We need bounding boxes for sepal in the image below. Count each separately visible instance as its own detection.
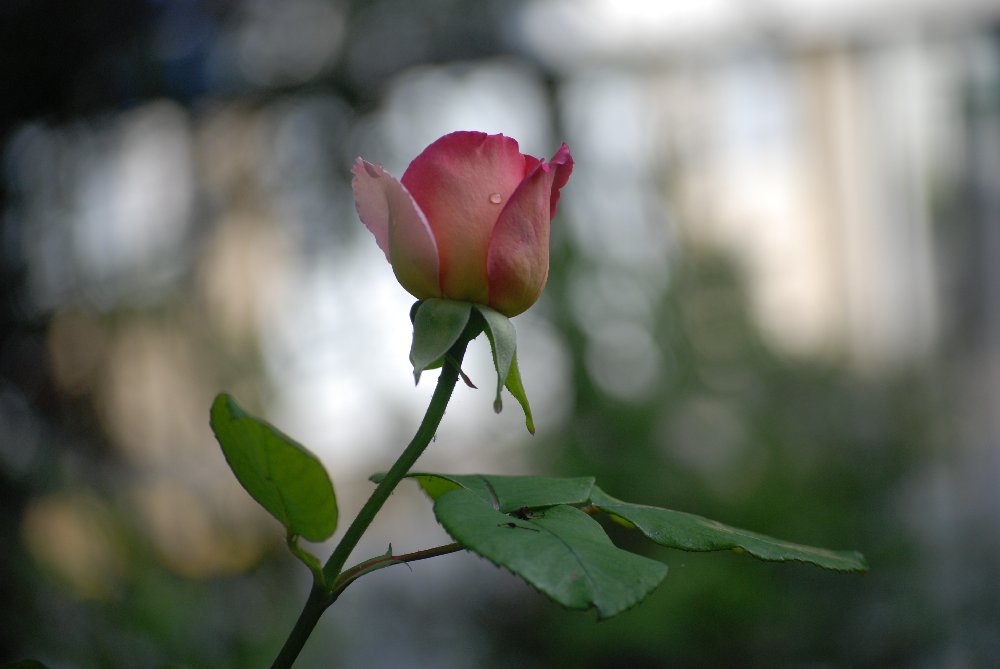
[473,304,535,434]
[409,299,473,383]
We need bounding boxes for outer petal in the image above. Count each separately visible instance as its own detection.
[352,158,441,299]
[352,158,390,259]
[546,143,574,219]
[401,132,531,304]
[486,145,574,317]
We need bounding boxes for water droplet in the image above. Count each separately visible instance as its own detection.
[489,192,503,204]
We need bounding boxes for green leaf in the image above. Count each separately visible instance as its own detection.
[590,487,867,572]
[210,393,338,542]
[409,299,472,384]
[1,661,52,669]
[398,473,595,512]
[473,304,516,412]
[434,489,667,618]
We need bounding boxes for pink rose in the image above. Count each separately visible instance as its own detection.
[352,131,573,317]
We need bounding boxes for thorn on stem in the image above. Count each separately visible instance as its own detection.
[458,367,477,389]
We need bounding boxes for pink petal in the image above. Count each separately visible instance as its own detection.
[486,144,574,317]
[546,143,574,219]
[401,132,532,304]
[352,158,390,259]
[352,158,441,299]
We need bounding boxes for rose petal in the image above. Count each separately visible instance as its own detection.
[352,158,391,259]
[352,158,440,299]
[546,143,574,219]
[401,131,531,304]
[486,144,573,316]
[484,172,550,316]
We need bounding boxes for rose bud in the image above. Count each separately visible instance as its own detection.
[352,131,573,317]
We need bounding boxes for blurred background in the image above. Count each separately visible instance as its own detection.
[2,0,1000,667]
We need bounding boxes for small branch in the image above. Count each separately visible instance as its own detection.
[332,542,464,597]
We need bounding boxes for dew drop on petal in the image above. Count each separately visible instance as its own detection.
[489,192,503,204]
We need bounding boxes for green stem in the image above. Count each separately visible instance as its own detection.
[271,586,332,669]
[269,337,470,669]
[323,336,469,581]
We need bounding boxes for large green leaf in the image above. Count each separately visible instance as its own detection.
[210,393,337,542]
[390,472,595,512]
[434,488,667,618]
[590,487,867,572]
[409,299,472,383]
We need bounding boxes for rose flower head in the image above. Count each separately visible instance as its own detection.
[352,131,573,317]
